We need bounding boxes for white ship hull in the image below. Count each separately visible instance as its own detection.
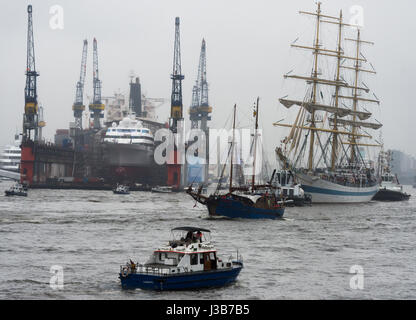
[296,173,378,203]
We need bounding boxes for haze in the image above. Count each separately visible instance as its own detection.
[0,0,415,161]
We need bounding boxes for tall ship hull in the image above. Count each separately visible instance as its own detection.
[296,173,378,203]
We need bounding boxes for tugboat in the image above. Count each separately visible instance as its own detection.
[5,183,28,197]
[119,227,243,290]
[373,150,410,201]
[373,173,410,201]
[187,103,285,219]
[272,169,312,206]
[113,184,130,195]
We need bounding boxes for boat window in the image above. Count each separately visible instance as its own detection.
[190,254,198,265]
[209,252,215,260]
[159,252,165,261]
[199,254,204,265]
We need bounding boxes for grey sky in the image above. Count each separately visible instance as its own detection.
[1,0,415,161]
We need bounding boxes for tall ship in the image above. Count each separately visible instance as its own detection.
[274,3,381,203]
[0,134,21,173]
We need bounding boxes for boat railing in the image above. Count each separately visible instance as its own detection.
[120,263,193,277]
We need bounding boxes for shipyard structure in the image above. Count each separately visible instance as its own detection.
[19,7,211,190]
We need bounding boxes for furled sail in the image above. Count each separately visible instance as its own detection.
[329,117,382,129]
[279,99,351,117]
[349,110,372,121]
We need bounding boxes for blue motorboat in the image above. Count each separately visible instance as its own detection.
[119,227,243,290]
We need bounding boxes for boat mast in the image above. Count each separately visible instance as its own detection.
[308,2,322,171]
[330,10,344,170]
[252,97,259,191]
[350,29,361,164]
[229,104,237,193]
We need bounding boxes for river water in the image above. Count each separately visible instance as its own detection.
[0,180,415,300]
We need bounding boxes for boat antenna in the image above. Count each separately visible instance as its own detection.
[229,104,237,193]
[251,97,259,192]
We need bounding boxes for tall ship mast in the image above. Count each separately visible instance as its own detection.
[274,3,382,203]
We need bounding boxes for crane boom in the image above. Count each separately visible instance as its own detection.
[73,40,88,129]
[189,39,212,131]
[23,4,40,142]
[170,17,184,132]
[89,38,104,129]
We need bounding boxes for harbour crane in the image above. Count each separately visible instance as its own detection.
[23,5,40,142]
[189,39,212,185]
[169,17,184,133]
[73,40,88,130]
[89,38,105,130]
[189,39,212,131]
[167,17,185,189]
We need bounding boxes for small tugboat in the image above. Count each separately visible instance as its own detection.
[373,150,410,201]
[373,173,410,201]
[119,227,243,290]
[187,103,285,219]
[151,186,173,193]
[5,183,28,197]
[272,169,312,206]
[113,184,130,195]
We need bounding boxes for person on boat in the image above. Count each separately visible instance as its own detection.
[195,231,203,243]
[129,259,136,272]
[185,231,193,241]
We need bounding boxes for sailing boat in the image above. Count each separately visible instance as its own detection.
[187,102,285,219]
[274,3,381,203]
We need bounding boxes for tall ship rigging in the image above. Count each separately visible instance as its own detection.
[274,3,382,203]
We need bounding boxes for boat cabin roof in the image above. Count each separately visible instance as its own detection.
[171,227,211,233]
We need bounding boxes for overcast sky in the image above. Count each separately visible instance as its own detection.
[0,0,415,161]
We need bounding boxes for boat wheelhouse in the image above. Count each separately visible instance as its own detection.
[119,227,243,290]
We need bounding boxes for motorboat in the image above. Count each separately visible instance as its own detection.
[119,227,243,290]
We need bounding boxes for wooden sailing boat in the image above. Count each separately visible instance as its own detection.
[274,3,381,203]
[187,102,285,219]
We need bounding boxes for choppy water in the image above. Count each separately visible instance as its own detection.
[0,180,415,299]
